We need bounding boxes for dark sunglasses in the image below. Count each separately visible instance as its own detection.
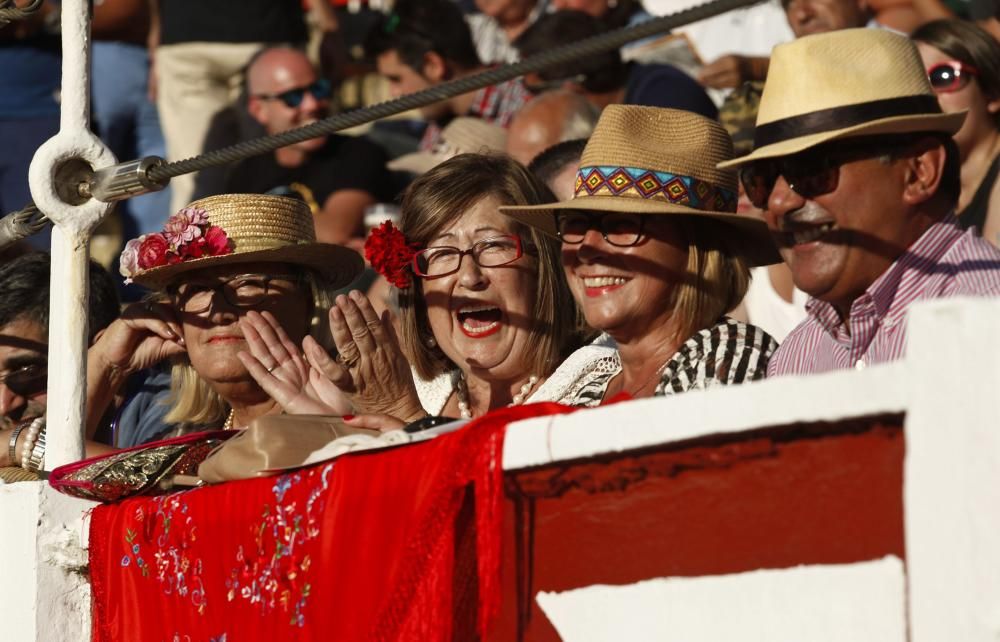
[739,141,908,210]
[0,363,47,397]
[254,78,332,108]
[926,61,978,94]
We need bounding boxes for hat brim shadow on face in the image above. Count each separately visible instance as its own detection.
[130,243,364,291]
[500,196,782,268]
[718,110,967,169]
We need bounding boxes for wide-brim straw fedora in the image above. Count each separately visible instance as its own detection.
[388,117,508,175]
[719,28,966,169]
[501,105,781,267]
[126,194,363,290]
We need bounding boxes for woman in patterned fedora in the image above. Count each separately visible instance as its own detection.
[502,105,781,404]
[85,193,362,446]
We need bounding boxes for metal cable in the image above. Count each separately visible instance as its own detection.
[0,0,45,25]
[3,0,761,240]
[148,0,762,183]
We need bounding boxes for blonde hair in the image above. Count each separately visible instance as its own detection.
[397,153,586,381]
[163,267,334,427]
[671,219,751,340]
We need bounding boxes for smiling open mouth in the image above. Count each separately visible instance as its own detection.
[776,222,837,247]
[457,305,502,337]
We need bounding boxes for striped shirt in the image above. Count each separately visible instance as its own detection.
[566,318,777,407]
[418,77,532,151]
[769,220,1000,376]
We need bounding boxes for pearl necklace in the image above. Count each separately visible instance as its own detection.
[456,373,539,419]
[223,409,236,430]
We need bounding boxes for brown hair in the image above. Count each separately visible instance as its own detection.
[912,19,1000,128]
[671,219,751,341]
[397,153,586,381]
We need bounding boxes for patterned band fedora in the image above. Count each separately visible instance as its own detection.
[120,193,363,290]
[500,104,781,266]
[718,28,966,169]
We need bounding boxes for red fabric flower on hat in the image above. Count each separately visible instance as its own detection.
[119,210,234,282]
[365,221,418,289]
[137,234,170,270]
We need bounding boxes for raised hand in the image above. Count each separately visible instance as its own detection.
[308,290,425,422]
[237,310,353,416]
[90,300,186,377]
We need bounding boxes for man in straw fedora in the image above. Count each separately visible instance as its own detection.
[502,105,782,404]
[722,28,1000,376]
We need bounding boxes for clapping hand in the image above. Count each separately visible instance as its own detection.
[237,310,354,417]
[90,300,187,378]
[305,290,426,422]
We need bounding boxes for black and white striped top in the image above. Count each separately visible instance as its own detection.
[565,318,778,407]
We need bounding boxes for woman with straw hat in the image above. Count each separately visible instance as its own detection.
[85,193,362,444]
[501,105,781,403]
[240,153,609,425]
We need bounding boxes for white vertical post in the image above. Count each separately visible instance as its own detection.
[905,298,1000,641]
[28,0,116,469]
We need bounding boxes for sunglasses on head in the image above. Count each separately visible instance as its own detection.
[739,140,910,210]
[254,78,332,108]
[926,61,978,94]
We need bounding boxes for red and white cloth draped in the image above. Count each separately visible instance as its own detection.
[88,403,577,642]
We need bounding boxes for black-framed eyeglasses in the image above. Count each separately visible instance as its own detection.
[739,140,911,210]
[168,273,300,314]
[254,78,332,108]
[554,211,645,247]
[0,363,47,397]
[412,234,526,279]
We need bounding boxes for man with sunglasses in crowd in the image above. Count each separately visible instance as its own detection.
[227,46,390,249]
[0,253,119,467]
[722,28,1000,375]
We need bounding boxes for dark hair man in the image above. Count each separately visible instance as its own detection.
[0,253,119,431]
[364,0,532,151]
[723,29,1000,375]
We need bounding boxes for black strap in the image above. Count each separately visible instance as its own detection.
[753,96,943,149]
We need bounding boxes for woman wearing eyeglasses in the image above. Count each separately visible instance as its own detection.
[914,20,1000,246]
[502,105,781,404]
[241,153,604,425]
[83,193,361,447]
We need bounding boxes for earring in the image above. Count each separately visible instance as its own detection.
[426,336,437,348]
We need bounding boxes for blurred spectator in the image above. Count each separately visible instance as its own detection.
[364,0,532,151]
[0,1,60,249]
[506,89,599,165]
[151,0,307,212]
[0,252,119,432]
[516,11,717,118]
[388,117,507,175]
[527,137,588,201]
[697,0,954,90]
[466,0,550,64]
[227,47,390,246]
[91,0,171,241]
[914,20,1000,246]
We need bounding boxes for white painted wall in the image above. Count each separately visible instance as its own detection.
[0,482,94,641]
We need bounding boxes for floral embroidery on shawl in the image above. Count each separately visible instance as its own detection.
[225,463,334,627]
[121,494,207,614]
